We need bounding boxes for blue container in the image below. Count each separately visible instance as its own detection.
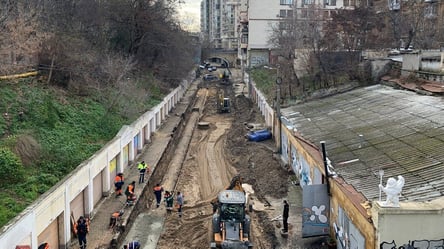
[247,129,272,142]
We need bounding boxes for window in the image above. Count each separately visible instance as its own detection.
[279,9,294,18]
[325,0,336,6]
[279,22,290,30]
[425,4,437,18]
[241,34,248,44]
[303,0,314,5]
[301,8,307,18]
[280,0,294,5]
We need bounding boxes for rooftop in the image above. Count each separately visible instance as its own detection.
[281,84,444,203]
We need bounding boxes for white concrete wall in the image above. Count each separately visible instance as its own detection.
[248,21,276,49]
[373,199,444,247]
[248,0,284,49]
[0,74,193,249]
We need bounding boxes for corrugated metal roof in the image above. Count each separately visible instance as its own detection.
[282,84,444,202]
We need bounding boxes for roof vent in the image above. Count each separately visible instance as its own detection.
[358,134,364,148]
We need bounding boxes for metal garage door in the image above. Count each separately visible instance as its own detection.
[93,171,103,207]
[109,157,117,188]
[123,144,129,167]
[70,191,85,219]
[134,134,139,155]
[37,217,59,249]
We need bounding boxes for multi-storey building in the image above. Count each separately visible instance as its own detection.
[212,0,362,69]
[201,0,243,49]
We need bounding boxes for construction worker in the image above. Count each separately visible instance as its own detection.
[153,183,164,208]
[125,181,136,201]
[77,216,89,249]
[38,243,49,249]
[114,173,124,197]
[164,191,174,211]
[282,200,289,233]
[176,191,184,217]
[137,161,148,184]
[109,210,124,229]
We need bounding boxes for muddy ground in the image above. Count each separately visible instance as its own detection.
[154,69,291,249]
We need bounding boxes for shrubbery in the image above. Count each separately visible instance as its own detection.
[0,78,162,227]
[0,147,25,187]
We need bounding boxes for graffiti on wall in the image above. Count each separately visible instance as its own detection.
[290,145,312,187]
[380,239,444,249]
[250,56,267,67]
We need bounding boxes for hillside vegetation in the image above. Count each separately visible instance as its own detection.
[0,0,196,228]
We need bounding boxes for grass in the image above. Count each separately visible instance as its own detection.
[0,77,163,227]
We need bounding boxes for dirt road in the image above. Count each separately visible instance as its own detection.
[153,69,290,249]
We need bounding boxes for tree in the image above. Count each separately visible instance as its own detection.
[386,1,443,49]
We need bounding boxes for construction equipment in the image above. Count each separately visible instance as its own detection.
[217,89,230,113]
[210,176,253,249]
[220,69,230,85]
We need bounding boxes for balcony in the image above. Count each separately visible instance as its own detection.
[239,11,248,24]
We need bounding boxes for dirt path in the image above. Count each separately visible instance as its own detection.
[155,69,290,249]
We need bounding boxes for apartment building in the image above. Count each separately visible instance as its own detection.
[201,0,361,69]
[201,0,244,49]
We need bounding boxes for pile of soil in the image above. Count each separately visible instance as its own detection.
[156,70,290,249]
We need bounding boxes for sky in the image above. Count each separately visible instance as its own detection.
[177,0,201,32]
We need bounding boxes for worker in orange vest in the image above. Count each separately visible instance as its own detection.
[109,210,124,229]
[153,183,164,208]
[125,181,136,199]
[114,173,124,197]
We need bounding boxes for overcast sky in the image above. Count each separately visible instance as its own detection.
[178,0,201,32]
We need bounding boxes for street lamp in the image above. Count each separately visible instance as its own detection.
[276,76,282,154]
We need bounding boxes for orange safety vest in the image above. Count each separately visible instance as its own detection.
[114,175,124,183]
[38,242,49,249]
[153,186,162,192]
[128,184,134,194]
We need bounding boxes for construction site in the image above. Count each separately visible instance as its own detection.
[83,68,325,249]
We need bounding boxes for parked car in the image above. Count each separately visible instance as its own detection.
[203,74,219,81]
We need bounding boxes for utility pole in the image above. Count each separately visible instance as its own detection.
[276,76,282,154]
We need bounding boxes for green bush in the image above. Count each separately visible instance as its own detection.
[0,147,25,187]
[0,194,27,226]
[0,77,164,228]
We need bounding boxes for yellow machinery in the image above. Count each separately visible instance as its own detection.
[210,176,253,249]
[217,89,230,113]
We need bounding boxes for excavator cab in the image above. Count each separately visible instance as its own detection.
[220,203,244,221]
[211,189,252,249]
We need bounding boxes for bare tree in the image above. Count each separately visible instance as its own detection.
[0,1,46,74]
[386,1,442,49]
[269,3,331,96]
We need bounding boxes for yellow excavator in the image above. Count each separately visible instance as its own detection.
[217,88,230,113]
[210,176,253,249]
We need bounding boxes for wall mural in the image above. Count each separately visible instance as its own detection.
[290,144,312,187]
[380,239,444,249]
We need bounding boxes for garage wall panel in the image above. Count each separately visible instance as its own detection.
[109,157,117,188]
[37,218,58,249]
[70,191,85,219]
[93,172,103,207]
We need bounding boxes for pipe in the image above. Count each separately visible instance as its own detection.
[321,141,331,196]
